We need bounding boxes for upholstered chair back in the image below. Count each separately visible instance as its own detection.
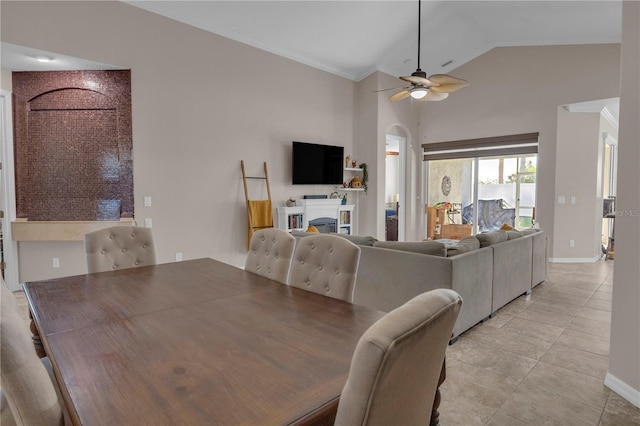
[245,228,296,284]
[335,288,462,426]
[0,280,64,426]
[85,226,156,273]
[289,234,361,302]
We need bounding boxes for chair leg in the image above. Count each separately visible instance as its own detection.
[430,358,446,426]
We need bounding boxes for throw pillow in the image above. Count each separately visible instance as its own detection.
[291,230,316,238]
[373,241,446,257]
[476,230,509,248]
[331,233,378,246]
[306,225,319,233]
[506,230,523,240]
[500,223,514,231]
[446,236,481,257]
[520,228,540,236]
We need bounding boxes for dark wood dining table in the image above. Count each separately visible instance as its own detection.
[24,258,386,425]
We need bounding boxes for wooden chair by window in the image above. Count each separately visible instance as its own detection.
[245,228,296,284]
[1,280,68,426]
[288,234,360,302]
[335,288,462,426]
[84,226,156,273]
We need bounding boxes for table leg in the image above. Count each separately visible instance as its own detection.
[430,358,446,426]
[29,309,46,358]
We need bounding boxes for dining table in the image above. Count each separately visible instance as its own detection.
[24,257,388,425]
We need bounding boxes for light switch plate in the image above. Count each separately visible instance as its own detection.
[145,218,152,228]
[144,196,152,207]
[558,196,566,204]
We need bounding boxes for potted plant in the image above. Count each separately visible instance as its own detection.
[359,163,369,193]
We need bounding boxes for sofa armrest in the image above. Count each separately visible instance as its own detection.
[491,236,533,312]
[353,246,452,313]
[449,247,493,338]
[353,245,494,339]
[531,231,548,287]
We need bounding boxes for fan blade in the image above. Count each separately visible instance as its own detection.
[374,86,410,93]
[399,75,435,87]
[416,91,449,102]
[389,90,410,102]
[428,74,469,93]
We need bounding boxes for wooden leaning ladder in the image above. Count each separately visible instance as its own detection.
[241,161,274,250]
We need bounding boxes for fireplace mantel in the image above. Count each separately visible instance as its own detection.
[276,199,355,235]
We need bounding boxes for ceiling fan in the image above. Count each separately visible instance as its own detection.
[380,0,469,102]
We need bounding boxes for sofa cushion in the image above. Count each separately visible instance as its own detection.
[506,230,523,240]
[373,241,446,257]
[331,233,378,246]
[476,230,509,247]
[446,236,481,257]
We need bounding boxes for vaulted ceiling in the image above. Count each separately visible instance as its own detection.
[2,1,622,83]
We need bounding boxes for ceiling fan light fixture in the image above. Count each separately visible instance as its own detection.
[410,88,428,99]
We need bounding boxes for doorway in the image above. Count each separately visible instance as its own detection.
[385,134,406,241]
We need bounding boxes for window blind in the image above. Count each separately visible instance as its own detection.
[422,132,539,161]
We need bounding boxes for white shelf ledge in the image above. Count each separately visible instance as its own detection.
[337,188,364,192]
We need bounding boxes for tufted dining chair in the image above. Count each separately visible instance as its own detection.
[288,234,361,302]
[245,228,296,284]
[0,280,67,426]
[84,226,156,273]
[334,288,462,426]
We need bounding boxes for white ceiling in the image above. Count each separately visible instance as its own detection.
[124,0,623,81]
[1,1,622,81]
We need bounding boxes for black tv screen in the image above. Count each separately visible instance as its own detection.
[292,142,344,185]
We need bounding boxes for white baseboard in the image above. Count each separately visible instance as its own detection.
[605,372,640,408]
[549,255,602,264]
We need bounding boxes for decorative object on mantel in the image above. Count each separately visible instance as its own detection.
[351,160,357,168]
[345,155,351,169]
[330,191,339,199]
[359,163,369,193]
[341,194,348,205]
[375,0,468,102]
[286,198,296,207]
[350,176,363,188]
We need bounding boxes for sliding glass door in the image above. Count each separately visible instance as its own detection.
[426,154,537,237]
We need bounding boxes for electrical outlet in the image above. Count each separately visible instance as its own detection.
[558,196,566,204]
[53,258,60,268]
[145,218,152,228]
[569,240,575,248]
[175,252,183,261]
[570,196,576,204]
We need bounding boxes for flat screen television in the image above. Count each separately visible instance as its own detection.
[292,141,344,185]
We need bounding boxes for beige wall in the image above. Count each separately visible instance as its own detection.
[553,109,602,261]
[2,1,355,279]
[420,44,621,258]
[352,71,419,241]
[1,68,12,91]
[608,0,640,406]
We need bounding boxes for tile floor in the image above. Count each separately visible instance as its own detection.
[11,261,640,425]
[440,260,640,425]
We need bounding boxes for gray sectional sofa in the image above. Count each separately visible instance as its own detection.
[292,228,547,341]
[351,229,547,340]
